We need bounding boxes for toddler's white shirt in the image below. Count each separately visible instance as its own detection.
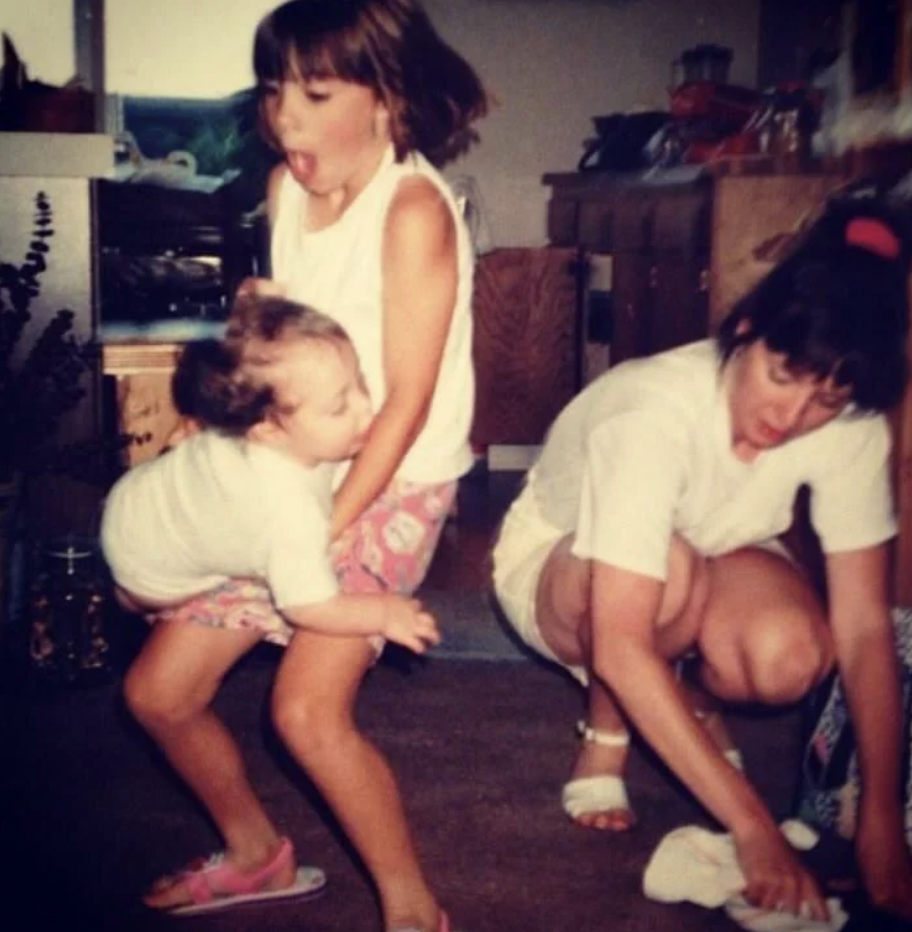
[101,431,338,607]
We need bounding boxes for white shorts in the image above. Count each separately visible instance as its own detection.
[492,483,588,686]
[492,482,799,689]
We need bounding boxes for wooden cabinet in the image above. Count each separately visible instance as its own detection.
[543,168,912,604]
[545,172,711,366]
[470,247,580,447]
[708,174,845,328]
[102,343,182,468]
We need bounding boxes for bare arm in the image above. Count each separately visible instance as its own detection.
[589,560,827,918]
[330,177,458,539]
[281,592,440,655]
[826,545,912,921]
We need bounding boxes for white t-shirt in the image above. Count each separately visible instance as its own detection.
[100,431,338,608]
[270,145,475,484]
[526,339,896,581]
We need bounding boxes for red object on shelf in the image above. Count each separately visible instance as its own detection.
[670,81,760,128]
[685,130,761,164]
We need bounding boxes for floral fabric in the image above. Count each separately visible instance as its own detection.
[152,478,456,646]
[798,607,912,846]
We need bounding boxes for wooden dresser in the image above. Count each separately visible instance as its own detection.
[543,166,912,604]
[103,342,183,468]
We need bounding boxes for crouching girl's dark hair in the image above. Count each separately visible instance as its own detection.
[717,199,911,412]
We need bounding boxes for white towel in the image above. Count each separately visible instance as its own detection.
[643,820,848,932]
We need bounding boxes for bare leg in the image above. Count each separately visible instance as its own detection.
[697,548,833,705]
[123,618,294,909]
[535,534,712,830]
[676,655,741,765]
[272,632,440,932]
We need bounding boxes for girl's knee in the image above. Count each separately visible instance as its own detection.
[742,615,833,703]
[123,661,212,729]
[123,666,177,728]
[271,690,309,742]
[271,689,351,759]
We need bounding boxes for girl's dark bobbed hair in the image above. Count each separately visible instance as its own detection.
[717,197,912,412]
[253,0,488,165]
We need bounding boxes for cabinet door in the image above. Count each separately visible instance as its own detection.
[608,251,653,366]
[650,186,710,354]
[651,257,709,354]
[102,344,182,467]
[709,175,844,329]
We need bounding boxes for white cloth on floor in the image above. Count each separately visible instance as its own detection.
[643,820,849,932]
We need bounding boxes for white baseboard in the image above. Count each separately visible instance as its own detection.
[487,444,541,472]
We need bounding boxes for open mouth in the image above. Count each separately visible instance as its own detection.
[758,422,786,445]
[286,150,316,186]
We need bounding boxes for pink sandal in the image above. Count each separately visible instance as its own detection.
[394,911,452,932]
[158,837,326,916]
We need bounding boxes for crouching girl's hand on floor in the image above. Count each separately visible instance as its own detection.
[734,820,828,921]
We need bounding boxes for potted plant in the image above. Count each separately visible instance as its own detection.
[0,191,95,486]
[0,190,129,643]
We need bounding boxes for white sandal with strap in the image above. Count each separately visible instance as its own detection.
[561,720,633,823]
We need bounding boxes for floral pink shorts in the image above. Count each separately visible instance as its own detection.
[153,478,456,647]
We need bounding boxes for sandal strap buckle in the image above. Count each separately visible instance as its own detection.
[576,719,630,748]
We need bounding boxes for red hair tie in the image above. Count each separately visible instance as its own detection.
[845,217,901,259]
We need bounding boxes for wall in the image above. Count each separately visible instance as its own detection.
[1,0,760,246]
[0,0,75,85]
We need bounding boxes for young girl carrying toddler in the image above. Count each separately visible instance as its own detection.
[123,3,488,931]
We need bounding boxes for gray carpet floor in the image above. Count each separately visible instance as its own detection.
[1,596,893,932]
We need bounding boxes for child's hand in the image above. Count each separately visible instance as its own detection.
[382,595,441,654]
[235,277,286,300]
